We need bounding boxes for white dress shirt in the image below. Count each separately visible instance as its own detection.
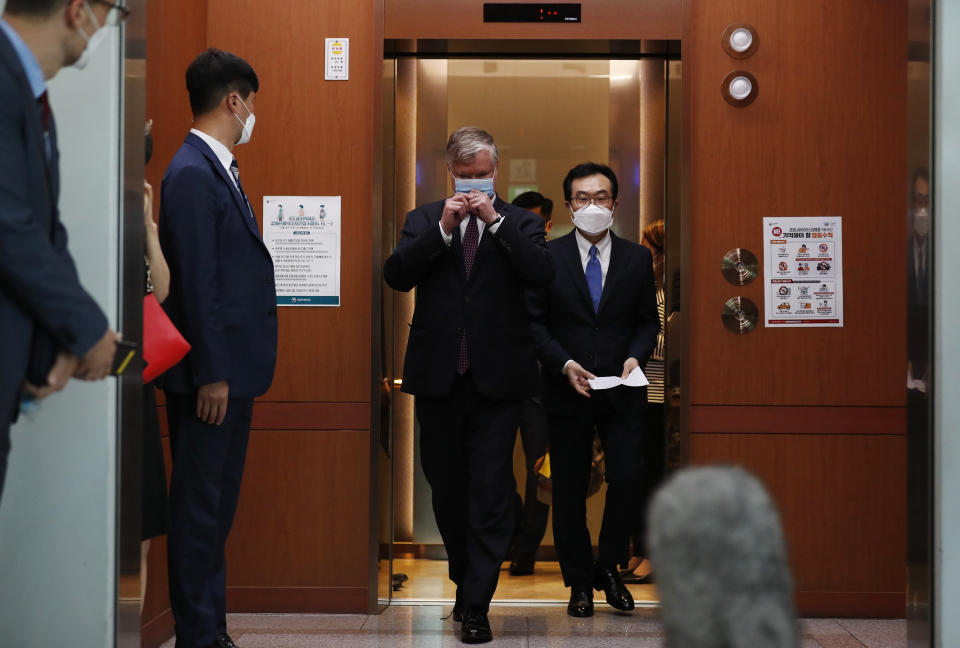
[439,194,504,244]
[562,229,614,375]
[190,128,239,190]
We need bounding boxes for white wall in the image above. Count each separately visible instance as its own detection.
[935,0,960,645]
[0,10,122,647]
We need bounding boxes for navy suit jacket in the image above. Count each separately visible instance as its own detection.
[0,27,108,421]
[383,197,555,399]
[158,134,277,398]
[528,231,660,414]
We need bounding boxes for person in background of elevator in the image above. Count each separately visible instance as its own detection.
[620,218,666,585]
[512,190,554,238]
[505,190,555,577]
[528,162,659,618]
[159,49,277,648]
[0,0,125,502]
[384,127,554,644]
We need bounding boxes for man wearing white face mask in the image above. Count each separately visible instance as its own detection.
[0,0,127,500]
[159,48,277,648]
[527,162,660,618]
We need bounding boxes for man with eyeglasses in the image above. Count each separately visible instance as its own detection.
[0,0,127,500]
[528,162,660,617]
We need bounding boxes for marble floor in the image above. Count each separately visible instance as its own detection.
[158,607,906,647]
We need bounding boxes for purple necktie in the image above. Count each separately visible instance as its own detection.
[457,215,480,375]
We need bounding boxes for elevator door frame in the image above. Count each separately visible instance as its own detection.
[376,39,688,608]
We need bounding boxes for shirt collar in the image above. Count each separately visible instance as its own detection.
[574,228,612,261]
[0,19,47,100]
[190,128,235,172]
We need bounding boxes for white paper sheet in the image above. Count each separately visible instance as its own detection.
[587,367,649,390]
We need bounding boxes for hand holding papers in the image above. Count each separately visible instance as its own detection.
[588,366,649,390]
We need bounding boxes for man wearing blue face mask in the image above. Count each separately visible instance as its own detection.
[159,48,276,648]
[527,162,660,618]
[384,127,554,644]
[0,0,127,501]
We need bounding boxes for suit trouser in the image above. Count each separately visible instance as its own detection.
[629,401,664,557]
[548,391,645,588]
[166,392,253,648]
[511,397,550,559]
[416,372,521,611]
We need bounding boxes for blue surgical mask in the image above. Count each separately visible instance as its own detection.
[454,177,495,198]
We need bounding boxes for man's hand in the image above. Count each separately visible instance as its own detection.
[75,329,121,381]
[24,352,80,399]
[466,190,498,224]
[197,380,229,426]
[565,361,596,398]
[621,357,640,380]
[441,194,470,235]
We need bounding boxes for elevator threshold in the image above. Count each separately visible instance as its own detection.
[391,598,660,608]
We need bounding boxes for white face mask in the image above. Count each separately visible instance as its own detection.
[572,204,614,236]
[914,207,930,237]
[73,3,108,70]
[233,97,256,146]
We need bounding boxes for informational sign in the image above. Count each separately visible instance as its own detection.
[325,38,349,81]
[763,217,843,327]
[263,196,341,307]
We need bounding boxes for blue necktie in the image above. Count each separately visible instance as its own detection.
[586,245,602,312]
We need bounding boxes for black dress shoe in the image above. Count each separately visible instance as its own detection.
[452,600,464,623]
[594,565,635,611]
[461,610,493,644]
[509,555,535,576]
[567,586,594,617]
[215,632,240,648]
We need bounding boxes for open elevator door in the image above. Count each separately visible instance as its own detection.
[377,40,683,607]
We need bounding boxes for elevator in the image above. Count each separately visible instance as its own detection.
[375,40,683,607]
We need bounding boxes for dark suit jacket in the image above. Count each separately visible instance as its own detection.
[528,231,660,414]
[383,197,555,399]
[158,134,277,398]
[907,237,929,373]
[0,27,108,420]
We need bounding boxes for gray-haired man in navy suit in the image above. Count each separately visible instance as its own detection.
[0,0,126,501]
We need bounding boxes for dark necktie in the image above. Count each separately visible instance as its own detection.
[586,245,602,312]
[457,214,480,375]
[229,158,256,222]
[38,91,51,131]
[38,91,52,160]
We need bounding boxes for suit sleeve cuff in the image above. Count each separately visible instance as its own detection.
[489,213,505,234]
[562,359,573,375]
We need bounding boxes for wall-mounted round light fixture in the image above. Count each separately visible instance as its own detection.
[722,23,759,59]
[722,70,758,107]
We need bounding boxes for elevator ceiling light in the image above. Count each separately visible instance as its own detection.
[722,23,759,59]
[721,70,758,107]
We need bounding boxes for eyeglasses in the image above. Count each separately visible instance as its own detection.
[569,194,613,209]
[90,0,131,26]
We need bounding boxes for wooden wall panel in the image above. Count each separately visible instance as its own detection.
[386,0,682,40]
[204,0,378,404]
[226,430,371,586]
[145,0,382,631]
[686,0,907,407]
[691,433,906,615]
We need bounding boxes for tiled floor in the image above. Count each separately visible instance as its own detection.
[158,606,906,647]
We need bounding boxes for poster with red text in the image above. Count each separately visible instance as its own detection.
[763,217,843,328]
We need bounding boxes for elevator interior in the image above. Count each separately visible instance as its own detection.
[376,41,683,606]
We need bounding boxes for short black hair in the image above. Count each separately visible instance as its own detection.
[185,48,259,117]
[512,191,554,221]
[562,162,619,203]
[3,0,68,16]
